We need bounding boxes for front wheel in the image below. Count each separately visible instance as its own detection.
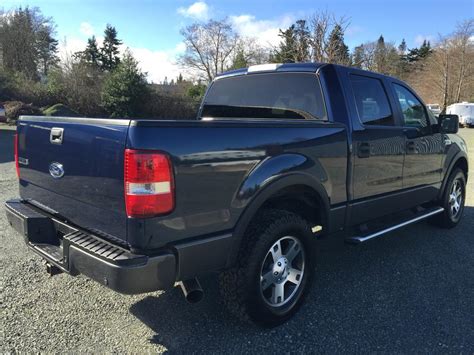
[219,209,316,326]
[435,168,466,228]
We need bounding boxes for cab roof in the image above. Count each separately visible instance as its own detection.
[216,62,326,80]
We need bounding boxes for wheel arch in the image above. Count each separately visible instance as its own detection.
[226,175,330,268]
[439,153,469,200]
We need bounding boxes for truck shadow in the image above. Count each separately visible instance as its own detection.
[130,206,474,352]
[0,128,15,163]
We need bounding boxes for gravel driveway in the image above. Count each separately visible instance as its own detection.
[1,124,473,353]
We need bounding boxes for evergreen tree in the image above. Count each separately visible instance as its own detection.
[100,24,122,71]
[273,25,297,63]
[294,20,310,62]
[101,49,149,117]
[0,7,58,79]
[229,49,248,69]
[352,45,364,68]
[374,35,387,73]
[398,38,407,55]
[326,24,350,65]
[84,36,101,67]
[418,40,432,58]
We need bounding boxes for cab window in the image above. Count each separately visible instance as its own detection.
[349,75,394,126]
[393,84,429,128]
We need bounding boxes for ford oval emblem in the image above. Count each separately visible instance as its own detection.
[49,162,65,179]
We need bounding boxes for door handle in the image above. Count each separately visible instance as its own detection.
[358,142,371,158]
[406,140,417,154]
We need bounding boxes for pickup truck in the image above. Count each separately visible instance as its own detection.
[5,63,469,326]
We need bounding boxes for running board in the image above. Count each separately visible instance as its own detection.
[345,207,444,244]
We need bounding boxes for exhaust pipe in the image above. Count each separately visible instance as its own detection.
[179,278,204,303]
[45,262,62,276]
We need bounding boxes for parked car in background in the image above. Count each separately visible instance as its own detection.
[5,63,469,326]
[447,102,474,127]
[0,103,6,123]
[426,104,441,116]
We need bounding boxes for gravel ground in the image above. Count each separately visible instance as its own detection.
[1,124,473,353]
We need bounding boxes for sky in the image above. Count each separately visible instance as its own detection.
[2,0,473,82]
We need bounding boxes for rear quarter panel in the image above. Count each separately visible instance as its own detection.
[127,120,348,250]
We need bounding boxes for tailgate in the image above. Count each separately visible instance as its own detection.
[17,116,131,242]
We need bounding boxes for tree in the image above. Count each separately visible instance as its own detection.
[229,48,248,69]
[273,25,297,63]
[80,36,101,68]
[0,7,58,79]
[294,20,311,62]
[100,24,121,71]
[352,45,364,68]
[179,19,239,82]
[101,49,149,117]
[374,35,387,73]
[398,39,407,55]
[326,24,350,65]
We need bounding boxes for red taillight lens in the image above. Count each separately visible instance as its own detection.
[14,134,20,178]
[124,149,174,218]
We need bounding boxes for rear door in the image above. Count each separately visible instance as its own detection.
[347,73,405,198]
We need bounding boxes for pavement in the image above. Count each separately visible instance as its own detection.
[1,124,473,353]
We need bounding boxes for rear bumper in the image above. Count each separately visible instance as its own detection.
[4,199,176,294]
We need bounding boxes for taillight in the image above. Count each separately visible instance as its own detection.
[14,134,20,178]
[124,149,174,218]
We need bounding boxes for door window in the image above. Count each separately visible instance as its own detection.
[349,75,394,126]
[393,84,429,128]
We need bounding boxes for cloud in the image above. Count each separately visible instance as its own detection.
[128,43,186,84]
[230,14,294,48]
[79,22,95,37]
[177,1,209,20]
[414,34,435,46]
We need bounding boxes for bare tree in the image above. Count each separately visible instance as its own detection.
[410,20,474,111]
[308,12,350,63]
[179,19,239,82]
[452,19,474,103]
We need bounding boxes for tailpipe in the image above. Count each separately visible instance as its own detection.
[179,278,204,303]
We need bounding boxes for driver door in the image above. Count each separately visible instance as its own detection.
[390,83,444,192]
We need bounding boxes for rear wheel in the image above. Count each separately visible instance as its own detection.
[219,209,316,326]
[435,168,466,228]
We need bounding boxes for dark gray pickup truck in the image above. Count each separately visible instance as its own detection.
[5,63,468,326]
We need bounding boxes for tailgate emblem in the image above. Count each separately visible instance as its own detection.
[49,162,65,179]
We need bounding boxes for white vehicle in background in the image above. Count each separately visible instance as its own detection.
[427,104,441,116]
[447,102,474,127]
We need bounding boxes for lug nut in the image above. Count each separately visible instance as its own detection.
[274,271,278,276]
[277,262,281,266]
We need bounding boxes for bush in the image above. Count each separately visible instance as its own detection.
[4,101,42,122]
[42,103,80,117]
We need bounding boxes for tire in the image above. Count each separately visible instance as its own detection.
[435,168,466,228]
[219,209,316,327]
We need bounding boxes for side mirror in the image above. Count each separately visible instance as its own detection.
[438,114,459,134]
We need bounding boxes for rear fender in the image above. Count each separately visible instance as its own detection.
[227,154,330,267]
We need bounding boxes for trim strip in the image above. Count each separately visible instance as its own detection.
[19,116,131,126]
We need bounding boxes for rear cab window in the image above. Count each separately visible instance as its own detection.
[201,73,327,121]
[349,74,394,126]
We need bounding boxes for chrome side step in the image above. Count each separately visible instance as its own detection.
[345,207,444,244]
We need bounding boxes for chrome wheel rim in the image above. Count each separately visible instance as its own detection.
[260,236,305,307]
[448,179,463,218]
